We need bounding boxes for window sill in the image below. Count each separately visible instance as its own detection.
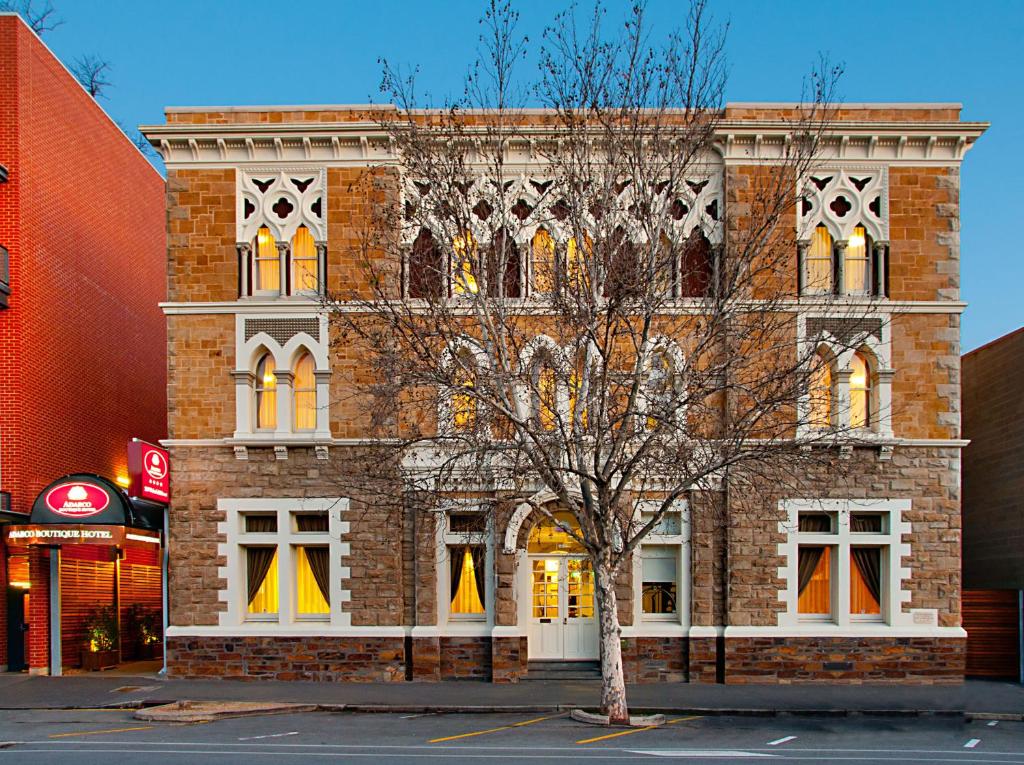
[245,614,279,623]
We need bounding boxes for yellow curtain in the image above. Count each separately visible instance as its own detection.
[797,546,831,614]
[844,225,869,294]
[566,234,592,290]
[806,226,833,293]
[850,551,881,615]
[450,548,485,614]
[296,547,330,614]
[849,352,870,428]
[256,354,277,430]
[809,354,832,428]
[293,352,316,431]
[453,231,478,295]
[247,550,279,614]
[452,361,476,430]
[532,229,556,293]
[291,226,319,292]
[255,226,280,292]
[538,365,557,431]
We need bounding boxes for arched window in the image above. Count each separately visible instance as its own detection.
[565,233,592,292]
[291,226,318,294]
[452,231,479,296]
[451,353,477,431]
[487,229,521,298]
[679,230,713,298]
[255,353,277,430]
[408,228,443,299]
[849,351,872,429]
[646,348,675,429]
[254,226,280,293]
[569,352,590,430]
[293,352,316,431]
[808,350,834,429]
[805,225,833,294]
[604,226,640,298]
[532,228,556,294]
[537,362,558,431]
[844,225,871,295]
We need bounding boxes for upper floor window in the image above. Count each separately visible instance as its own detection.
[531,228,556,295]
[254,227,280,294]
[805,225,833,295]
[291,226,319,294]
[255,352,277,430]
[293,352,316,431]
[678,230,714,298]
[808,349,835,429]
[452,353,478,431]
[408,228,444,299]
[849,351,872,430]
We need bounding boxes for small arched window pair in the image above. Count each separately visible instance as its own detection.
[254,351,317,431]
[248,225,321,296]
[804,225,882,297]
[809,349,873,430]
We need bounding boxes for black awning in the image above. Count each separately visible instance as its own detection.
[30,474,162,531]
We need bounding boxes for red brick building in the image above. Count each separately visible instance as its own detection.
[0,14,166,674]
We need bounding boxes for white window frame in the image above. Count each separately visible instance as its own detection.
[435,500,493,630]
[218,497,351,628]
[631,499,691,631]
[777,498,911,630]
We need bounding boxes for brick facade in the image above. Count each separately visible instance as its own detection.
[0,16,166,675]
[148,102,982,685]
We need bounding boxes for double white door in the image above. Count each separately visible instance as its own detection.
[528,556,599,660]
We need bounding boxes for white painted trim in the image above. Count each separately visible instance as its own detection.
[167,625,408,638]
[631,501,691,632]
[436,500,494,629]
[688,625,725,638]
[214,497,351,629]
[725,625,966,639]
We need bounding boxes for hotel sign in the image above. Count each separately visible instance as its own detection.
[5,524,126,546]
[44,482,111,519]
[128,439,170,504]
[30,474,130,527]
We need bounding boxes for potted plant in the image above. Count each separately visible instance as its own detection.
[81,606,119,670]
[124,605,162,660]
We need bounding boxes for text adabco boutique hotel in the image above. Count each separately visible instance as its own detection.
[0,14,167,675]
[144,103,984,684]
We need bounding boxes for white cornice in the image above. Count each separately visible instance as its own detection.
[141,118,987,169]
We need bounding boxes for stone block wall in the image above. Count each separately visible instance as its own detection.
[622,636,687,683]
[440,636,492,680]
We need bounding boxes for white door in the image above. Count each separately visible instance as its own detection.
[528,556,598,660]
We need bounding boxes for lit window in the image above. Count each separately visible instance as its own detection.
[255,353,277,430]
[452,356,476,431]
[845,225,870,295]
[569,357,588,429]
[254,226,280,293]
[246,546,278,615]
[849,352,871,429]
[805,225,833,294]
[566,234,592,291]
[296,546,330,616]
[642,546,678,616]
[538,364,558,431]
[449,546,485,615]
[291,226,319,293]
[850,547,881,615]
[453,231,479,295]
[646,349,675,429]
[808,351,834,429]
[293,352,316,431]
[532,228,556,294]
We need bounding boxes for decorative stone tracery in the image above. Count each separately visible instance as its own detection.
[237,168,327,244]
[798,168,888,242]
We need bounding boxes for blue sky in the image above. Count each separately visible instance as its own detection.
[35,0,1023,351]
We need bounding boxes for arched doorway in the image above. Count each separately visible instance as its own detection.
[527,512,599,660]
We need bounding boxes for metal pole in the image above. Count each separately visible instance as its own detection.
[49,547,61,677]
[1018,589,1023,685]
[160,506,169,677]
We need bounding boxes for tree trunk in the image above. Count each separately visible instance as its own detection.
[593,552,629,723]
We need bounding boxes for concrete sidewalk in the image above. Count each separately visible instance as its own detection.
[0,672,1021,718]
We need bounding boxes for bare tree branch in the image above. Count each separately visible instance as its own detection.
[0,0,62,35]
[70,53,112,98]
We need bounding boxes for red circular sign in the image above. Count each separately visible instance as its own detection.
[44,483,111,519]
[144,449,168,481]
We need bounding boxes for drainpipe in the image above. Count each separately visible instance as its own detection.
[160,505,169,677]
[49,548,61,676]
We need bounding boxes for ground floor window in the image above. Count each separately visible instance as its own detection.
[449,545,486,616]
[642,546,678,617]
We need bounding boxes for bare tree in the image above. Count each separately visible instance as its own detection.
[326,1,865,721]
[0,0,62,35]
[70,53,111,98]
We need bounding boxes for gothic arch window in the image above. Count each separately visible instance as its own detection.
[452,231,479,297]
[679,230,713,298]
[808,348,836,429]
[293,351,316,431]
[487,228,522,298]
[255,352,277,430]
[849,350,873,430]
[535,357,559,432]
[531,228,556,295]
[564,233,592,293]
[253,226,280,294]
[844,225,871,296]
[452,350,478,431]
[604,226,640,299]
[291,226,319,294]
[805,225,834,295]
[408,228,444,299]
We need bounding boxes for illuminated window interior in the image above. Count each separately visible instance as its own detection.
[797,546,831,615]
[844,225,869,295]
[566,234,592,290]
[449,546,485,615]
[296,546,330,615]
[254,226,280,292]
[538,364,558,431]
[453,231,479,295]
[528,512,585,554]
[806,225,833,293]
[293,352,316,431]
[247,547,279,615]
[808,351,833,428]
[642,548,677,615]
[850,548,881,615]
[291,225,318,293]
[532,228,556,293]
[452,356,476,430]
[255,353,277,430]
[849,351,871,429]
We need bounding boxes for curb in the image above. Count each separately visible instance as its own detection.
[135,701,317,723]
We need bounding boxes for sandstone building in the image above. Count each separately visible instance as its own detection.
[143,103,985,683]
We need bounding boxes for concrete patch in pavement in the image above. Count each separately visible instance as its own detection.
[134,700,317,723]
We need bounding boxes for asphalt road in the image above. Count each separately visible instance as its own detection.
[0,708,1021,763]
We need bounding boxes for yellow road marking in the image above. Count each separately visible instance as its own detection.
[428,713,563,743]
[576,715,700,745]
[49,726,154,739]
